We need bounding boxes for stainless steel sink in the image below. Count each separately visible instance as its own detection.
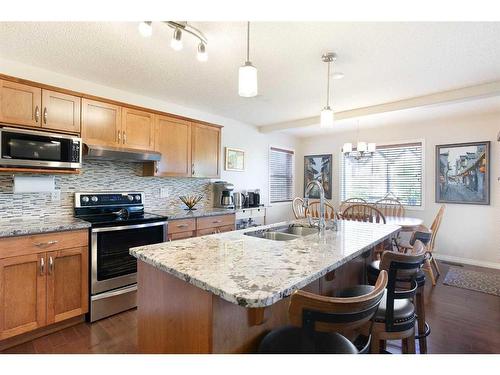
[244,224,318,241]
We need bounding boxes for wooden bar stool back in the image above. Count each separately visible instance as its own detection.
[292,197,306,219]
[305,201,337,220]
[258,271,388,354]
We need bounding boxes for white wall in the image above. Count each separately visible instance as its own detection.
[0,58,298,224]
[297,110,500,268]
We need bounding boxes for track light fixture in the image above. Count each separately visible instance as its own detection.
[138,21,208,62]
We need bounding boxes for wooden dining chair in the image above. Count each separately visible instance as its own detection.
[375,197,405,218]
[292,197,306,219]
[339,198,368,213]
[340,204,386,224]
[305,201,337,220]
[258,271,388,354]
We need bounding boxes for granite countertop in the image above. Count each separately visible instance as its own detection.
[149,207,236,220]
[0,216,91,238]
[130,219,401,308]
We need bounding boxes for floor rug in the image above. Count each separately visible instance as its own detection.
[443,267,500,297]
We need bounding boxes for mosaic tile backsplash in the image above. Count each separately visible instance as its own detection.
[0,160,212,220]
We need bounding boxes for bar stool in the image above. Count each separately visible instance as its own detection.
[258,271,388,354]
[336,246,426,354]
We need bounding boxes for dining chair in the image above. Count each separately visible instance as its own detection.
[375,197,405,218]
[336,243,426,354]
[340,204,386,224]
[258,271,388,354]
[305,201,337,220]
[292,197,306,219]
[339,197,368,213]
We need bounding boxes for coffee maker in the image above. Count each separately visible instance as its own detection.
[213,181,235,209]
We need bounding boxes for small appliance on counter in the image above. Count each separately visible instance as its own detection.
[213,181,235,209]
[244,189,261,208]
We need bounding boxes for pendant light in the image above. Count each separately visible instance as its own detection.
[320,52,336,128]
[238,22,258,97]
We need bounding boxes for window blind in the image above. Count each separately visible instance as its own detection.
[269,147,294,203]
[341,142,423,206]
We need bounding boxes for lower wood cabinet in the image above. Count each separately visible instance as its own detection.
[167,214,235,241]
[0,230,88,341]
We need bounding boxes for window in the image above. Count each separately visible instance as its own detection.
[269,147,294,203]
[341,142,423,206]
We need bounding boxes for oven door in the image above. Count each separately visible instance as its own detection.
[91,221,167,294]
[0,127,82,169]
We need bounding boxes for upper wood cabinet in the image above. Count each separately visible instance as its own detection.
[46,247,88,324]
[82,98,121,147]
[121,107,155,151]
[152,116,192,177]
[191,122,221,178]
[0,253,46,340]
[0,80,42,128]
[41,90,81,133]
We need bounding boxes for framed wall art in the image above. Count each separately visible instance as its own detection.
[304,154,332,199]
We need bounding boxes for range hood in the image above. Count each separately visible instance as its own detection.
[83,144,161,162]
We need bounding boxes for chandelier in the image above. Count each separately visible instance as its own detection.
[138,21,208,62]
[342,121,376,160]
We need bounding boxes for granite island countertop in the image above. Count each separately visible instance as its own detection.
[0,216,91,238]
[130,219,400,308]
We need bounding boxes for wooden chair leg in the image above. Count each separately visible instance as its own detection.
[406,332,416,354]
[415,291,427,354]
[431,256,441,277]
[424,259,436,286]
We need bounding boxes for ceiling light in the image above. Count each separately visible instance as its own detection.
[320,52,336,128]
[342,143,353,153]
[239,22,258,97]
[170,28,183,51]
[138,21,152,37]
[343,121,376,160]
[197,42,208,62]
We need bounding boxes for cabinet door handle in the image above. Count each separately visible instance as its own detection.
[34,240,58,247]
[176,224,189,228]
[40,257,45,276]
[43,107,48,124]
[117,130,121,143]
[155,163,159,174]
[191,163,195,176]
[123,131,127,144]
[34,105,40,123]
[49,256,54,275]
[212,220,222,224]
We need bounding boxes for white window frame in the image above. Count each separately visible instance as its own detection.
[339,139,425,211]
[268,145,295,206]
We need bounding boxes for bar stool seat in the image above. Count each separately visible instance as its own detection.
[368,260,426,287]
[258,326,359,354]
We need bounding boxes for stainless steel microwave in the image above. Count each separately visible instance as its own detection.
[0,126,82,169]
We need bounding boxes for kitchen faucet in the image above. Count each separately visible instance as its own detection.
[303,180,327,231]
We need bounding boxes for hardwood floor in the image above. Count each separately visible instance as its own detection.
[2,261,499,354]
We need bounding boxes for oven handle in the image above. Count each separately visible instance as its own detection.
[91,284,138,301]
[91,220,168,233]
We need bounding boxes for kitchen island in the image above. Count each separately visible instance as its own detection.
[130,219,400,353]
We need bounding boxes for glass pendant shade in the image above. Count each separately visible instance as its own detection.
[197,43,208,62]
[342,142,353,153]
[320,107,334,128]
[368,143,376,153]
[238,62,258,97]
[357,142,368,153]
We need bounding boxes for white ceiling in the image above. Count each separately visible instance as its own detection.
[0,22,499,132]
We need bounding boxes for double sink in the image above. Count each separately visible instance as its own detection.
[244,224,319,241]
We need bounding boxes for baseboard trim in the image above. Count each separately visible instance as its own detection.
[434,254,500,270]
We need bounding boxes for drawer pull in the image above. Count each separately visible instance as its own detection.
[40,257,45,276]
[34,240,59,247]
[212,220,222,224]
[49,256,54,275]
[176,224,189,228]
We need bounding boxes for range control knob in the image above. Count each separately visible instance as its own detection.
[134,195,141,201]
[81,196,89,203]
[127,195,134,201]
[91,196,98,203]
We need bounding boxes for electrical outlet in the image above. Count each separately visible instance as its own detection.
[160,187,170,199]
[51,189,61,201]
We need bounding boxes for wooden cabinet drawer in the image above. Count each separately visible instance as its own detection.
[168,231,196,241]
[218,225,234,233]
[0,230,88,259]
[196,214,235,230]
[196,227,219,237]
[168,219,196,235]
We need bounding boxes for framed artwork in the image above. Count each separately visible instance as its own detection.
[225,147,245,171]
[304,154,332,199]
[436,141,490,205]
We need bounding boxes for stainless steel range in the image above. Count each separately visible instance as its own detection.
[74,191,168,322]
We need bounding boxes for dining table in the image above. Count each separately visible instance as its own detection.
[385,215,424,232]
